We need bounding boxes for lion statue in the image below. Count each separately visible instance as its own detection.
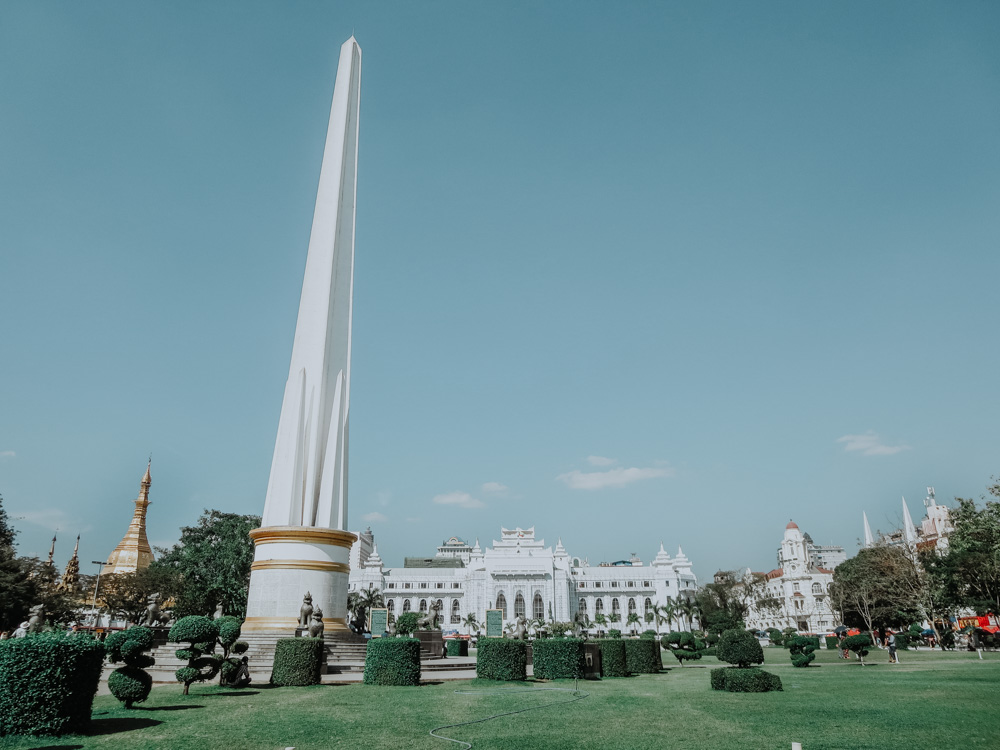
[416,600,442,631]
[298,592,313,629]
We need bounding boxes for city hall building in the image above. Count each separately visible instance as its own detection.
[348,526,698,631]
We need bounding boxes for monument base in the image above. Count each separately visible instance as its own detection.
[414,630,444,658]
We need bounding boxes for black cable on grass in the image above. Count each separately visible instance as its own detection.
[429,680,590,749]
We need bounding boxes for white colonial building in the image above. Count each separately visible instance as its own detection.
[744,521,843,634]
[348,526,698,633]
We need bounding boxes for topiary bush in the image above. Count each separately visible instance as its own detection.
[767,628,784,646]
[723,666,783,692]
[476,639,528,681]
[641,630,658,640]
[105,626,156,707]
[532,638,585,680]
[0,632,106,737]
[841,634,872,665]
[596,639,629,677]
[272,638,324,686]
[169,616,221,694]
[703,647,717,657]
[710,667,728,690]
[717,629,764,668]
[446,639,469,657]
[788,636,817,668]
[395,612,420,636]
[624,638,661,674]
[825,635,840,650]
[607,629,622,639]
[662,631,704,667]
[364,638,421,686]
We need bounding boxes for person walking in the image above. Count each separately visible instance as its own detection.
[887,631,897,663]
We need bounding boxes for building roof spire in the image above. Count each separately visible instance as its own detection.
[863,511,874,547]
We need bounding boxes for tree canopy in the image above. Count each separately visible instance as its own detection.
[830,545,921,632]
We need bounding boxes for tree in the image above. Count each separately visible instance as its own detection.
[17,557,81,627]
[594,613,608,636]
[626,612,641,635]
[662,631,704,666]
[716,628,764,669]
[98,567,182,624]
[462,613,479,636]
[841,634,872,665]
[830,545,921,633]
[0,495,36,630]
[153,510,260,618]
[696,572,752,634]
[788,635,817,667]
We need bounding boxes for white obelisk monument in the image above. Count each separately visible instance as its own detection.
[244,37,361,635]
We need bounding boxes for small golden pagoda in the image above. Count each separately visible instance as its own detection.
[105,461,155,574]
[56,534,81,592]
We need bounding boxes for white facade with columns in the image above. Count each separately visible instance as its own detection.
[349,527,698,632]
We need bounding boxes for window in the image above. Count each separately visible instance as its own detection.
[644,598,653,617]
[793,583,800,592]
[643,581,651,588]
[628,598,637,614]
[436,583,444,589]
[420,583,428,589]
[612,598,620,614]
[579,598,588,614]
[496,593,507,619]
[595,598,604,614]
[387,600,395,613]
[514,592,526,618]
[452,583,461,589]
[387,583,395,589]
[419,599,428,613]
[435,599,444,613]
[594,582,602,589]
[611,582,620,588]
[404,583,411,589]
[451,600,461,624]
[533,593,544,620]
[402,599,411,612]
[811,582,822,594]
[627,581,635,588]
[579,582,586,589]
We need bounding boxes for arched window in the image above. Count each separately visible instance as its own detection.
[419,599,428,613]
[451,599,461,623]
[644,597,653,614]
[496,593,507,618]
[612,598,620,614]
[812,582,822,594]
[387,599,395,613]
[402,599,411,612]
[514,592,526,618]
[595,598,604,614]
[579,598,588,614]
[628,598,637,614]
[533,593,544,620]
[436,599,444,612]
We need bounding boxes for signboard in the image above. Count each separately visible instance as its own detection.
[485,608,504,638]
[368,608,389,638]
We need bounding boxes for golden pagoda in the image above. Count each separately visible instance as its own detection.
[105,461,155,574]
[56,534,81,592]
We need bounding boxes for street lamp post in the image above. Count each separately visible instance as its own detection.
[90,561,108,628]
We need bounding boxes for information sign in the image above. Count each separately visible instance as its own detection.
[485,608,504,638]
[369,608,389,637]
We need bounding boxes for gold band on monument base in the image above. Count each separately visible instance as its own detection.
[250,559,351,574]
[249,526,357,549]
[242,616,349,632]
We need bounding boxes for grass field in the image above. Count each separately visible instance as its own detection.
[3,647,998,750]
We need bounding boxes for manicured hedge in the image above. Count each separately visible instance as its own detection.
[703,647,717,657]
[641,630,658,640]
[0,633,106,737]
[825,635,840,650]
[596,639,629,677]
[710,667,728,691]
[476,639,528,681]
[607,629,622,639]
[364,638,421,686]
[624,638,661,674]
[717,629,764,668]
[446,639,469,657]
[271,638,324,687]
[722,667,782,692]
[532,638,585,680]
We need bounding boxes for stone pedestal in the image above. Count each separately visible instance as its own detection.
[415,630,444,658]
[583,643,602,679]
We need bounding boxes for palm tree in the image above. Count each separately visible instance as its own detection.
[609,612,622,631]
[347,592,361,623]
[594,613,608,637]
[626,612,641,635]
[658,601,678,634]
[677,599,694,631]
[462,613,479,636]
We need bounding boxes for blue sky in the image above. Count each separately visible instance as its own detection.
[1,1,998,580]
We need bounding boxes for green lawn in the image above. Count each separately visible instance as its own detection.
[3,647,998,750]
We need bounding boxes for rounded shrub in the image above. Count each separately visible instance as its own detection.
[169,616,219,646]
[825,635,840,650]
[722,666,782,692]
[446,639,469,657]
[271,638,324,687]
[533,638,585,680]
[641,629,658,640]
[717,629,764,668]
[364,638,421,686]
[767,628,784,646]
[662,631,704,666]
[624,638,661,674]
[106,626,156,707]
[395,612,420,636]
[841,634,872,664]
[476,639,528,681]
[596,638,629,677]
[0,632,106,737]
[607,629,622,639]
[788,636,817,668]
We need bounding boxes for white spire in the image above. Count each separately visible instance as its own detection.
[863,512,874,547]
[652,542,672,567]
[472,537,481,554]
[554,537,567,556]
[365,543,383,569]
[902,496,918,545]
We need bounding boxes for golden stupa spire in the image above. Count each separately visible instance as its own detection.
[57,534,82,592]
[46,533,57,566]
[105,461,155,574]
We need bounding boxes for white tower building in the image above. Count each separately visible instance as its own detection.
[245,37,362,635]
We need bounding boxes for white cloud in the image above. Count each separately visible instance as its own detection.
[361,512,388,523]
[0,451,14,458]
[557,466,673,490]
[586,455,617,467]
[837,431,910,456]
[12,508,90,533]
[481,482,509,494]
[432,491,486,509]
